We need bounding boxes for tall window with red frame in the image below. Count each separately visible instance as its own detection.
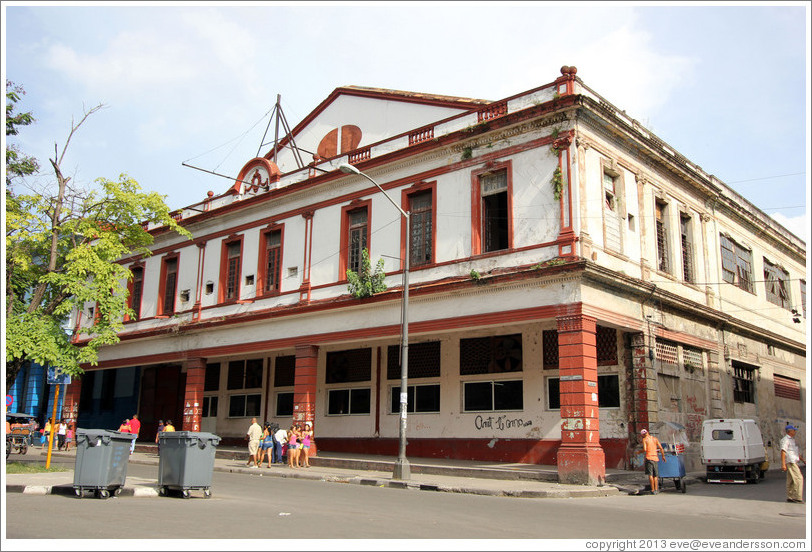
[263,229,282,294]
[409,190,433,267]
[162,258,178,315]
[480,169,509,253]
[129,266,144,320]
[224,241,242,301]
[347,207,368,274]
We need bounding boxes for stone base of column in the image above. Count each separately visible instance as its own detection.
[557,444,606,485]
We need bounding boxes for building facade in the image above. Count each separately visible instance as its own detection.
[66,67,806,485]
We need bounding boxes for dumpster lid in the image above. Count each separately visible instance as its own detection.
[77,428,136,440]
[160,431,221,441]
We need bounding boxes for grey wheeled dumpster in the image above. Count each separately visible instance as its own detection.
[73,429,136,499]
[158,431,221,498]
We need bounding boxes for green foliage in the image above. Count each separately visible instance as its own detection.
[6,81,39,188]
[5,89,190,388]
[346,249,387,299]
[5,462,69,474]
[461,146,473,160]
[469,269,481,280]
[551,166,563,201]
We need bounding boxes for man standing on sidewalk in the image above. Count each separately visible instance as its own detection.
[129,414,141,455]
[641,428,666,495]
[246,417,262,468]
[781,424,805,503]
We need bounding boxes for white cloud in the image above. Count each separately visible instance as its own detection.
[769,212,809,244]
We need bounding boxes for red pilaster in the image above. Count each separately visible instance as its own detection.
[62,378,82,423]
[556,312,606,485]
[294,344,319,455]
[182,358,206,432]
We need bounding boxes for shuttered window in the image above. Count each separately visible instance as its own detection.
[774,374,801,401]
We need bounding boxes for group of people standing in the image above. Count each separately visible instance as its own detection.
[41,418,74,451]
[116,413,142,454]
[246,418,313,469]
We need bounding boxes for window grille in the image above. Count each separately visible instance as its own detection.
[655,201,669,273]
[681,214,694,283]
[326,348,372,383]
[264,230,282,293]
[460,334,522,375]
[130,267,144,320]
[656,339,678,368]
[163,258,178,314]
[596,326,618,365]
[732,362,756,404]
[387,341,441,379]
[225,242,241,300]
[682,347,703,373]
[409,190,433,267]
[542,329,559,369]
[347,208,368,274]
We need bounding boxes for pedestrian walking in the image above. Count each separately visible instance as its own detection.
[128,414,141,455]
[64,422,75,452]
[155,419,165,455]
[57,419,67,450]
[641,428,666,494]
[781,424,805,503]
[246,417,263,468]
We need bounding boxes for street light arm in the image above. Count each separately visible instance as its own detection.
[338,163,408,219]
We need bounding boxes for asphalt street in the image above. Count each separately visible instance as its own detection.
[3,455,808,543]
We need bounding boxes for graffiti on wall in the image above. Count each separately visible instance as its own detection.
[474,415,532,431]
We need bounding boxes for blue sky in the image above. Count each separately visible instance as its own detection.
[3,1,809,242]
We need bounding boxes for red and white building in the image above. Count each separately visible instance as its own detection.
[67,67,806,485]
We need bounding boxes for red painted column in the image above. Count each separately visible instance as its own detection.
[556,312,606,485]
[181,358,206,432]
[61,378,82,423]
[294,344,318,455]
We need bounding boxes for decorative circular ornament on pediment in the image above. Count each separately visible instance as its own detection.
[233,158,281,194]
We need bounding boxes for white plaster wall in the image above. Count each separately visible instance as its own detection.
[273,95,470,173]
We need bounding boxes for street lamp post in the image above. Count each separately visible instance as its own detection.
[339,163,411,480]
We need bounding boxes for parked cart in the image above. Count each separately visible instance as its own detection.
[6,413,36,459]
[658,450,687,493]
[653,421,689,493]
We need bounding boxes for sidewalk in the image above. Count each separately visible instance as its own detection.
[6,445,701,499]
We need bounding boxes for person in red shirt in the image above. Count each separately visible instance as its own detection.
[641,428,666,494]
[128,414,141,455]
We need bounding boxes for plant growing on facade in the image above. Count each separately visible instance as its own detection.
[551,166,563,201]
[346,248,387,299]
[469,269,481,281]
[461,146,473,160]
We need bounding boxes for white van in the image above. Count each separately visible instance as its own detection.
[700,419,767,483]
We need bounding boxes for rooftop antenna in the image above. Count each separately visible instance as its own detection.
[256,94,306,170]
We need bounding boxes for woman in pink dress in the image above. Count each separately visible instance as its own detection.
[287,425,300,468]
